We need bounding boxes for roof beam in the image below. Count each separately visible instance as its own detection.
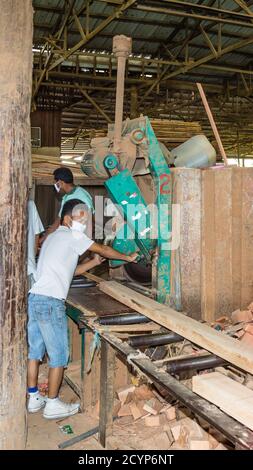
[136,3,253,28]
[75,83,112,123]
[159,0,253,19]
[163,35,253,81]
[33,0,137,101]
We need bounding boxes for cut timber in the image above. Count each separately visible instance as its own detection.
[99,281,253,374]
[82,272,104,284]
[145,416,161,427]
[193,372,253,431]
[129,403,143,420]
[117,385,135,405]
[170,167,253,321]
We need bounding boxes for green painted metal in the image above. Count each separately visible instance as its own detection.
[66,304,80,324]
[104,154,119,171]
[144,117,172,303]
[105,168,155,268]
[104,117,172,303]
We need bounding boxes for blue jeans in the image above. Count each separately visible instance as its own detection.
[28,294,69,368]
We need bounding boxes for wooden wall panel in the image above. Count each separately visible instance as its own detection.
[31,110,61,147]
[170,168,202,319]
[172,167,253,322]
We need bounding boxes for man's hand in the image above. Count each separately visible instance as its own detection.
[126,252,139,263]
[93,254,106,266]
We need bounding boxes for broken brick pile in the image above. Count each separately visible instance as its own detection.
[231,302,253,347]
[90,384,228,450]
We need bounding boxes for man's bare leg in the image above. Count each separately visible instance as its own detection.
[27,359,40,388]
[48,366,64,398]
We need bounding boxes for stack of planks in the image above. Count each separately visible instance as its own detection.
[86,120,202,149]
[32,147,86,180]
[149,119,202,149]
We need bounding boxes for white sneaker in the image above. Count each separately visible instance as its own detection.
[43,397,80,420]
[28,392,47,413]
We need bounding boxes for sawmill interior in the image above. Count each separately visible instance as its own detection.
[2,0,253,454]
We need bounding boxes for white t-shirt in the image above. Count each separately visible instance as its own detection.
[28,201,44,276]
[30,226,94,300]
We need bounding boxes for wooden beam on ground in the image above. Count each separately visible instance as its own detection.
[99,281,253,375]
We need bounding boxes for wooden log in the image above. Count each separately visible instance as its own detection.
[0,0,33,449]
[99,281,253,375]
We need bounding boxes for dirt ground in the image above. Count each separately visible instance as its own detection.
[26,380,174,451]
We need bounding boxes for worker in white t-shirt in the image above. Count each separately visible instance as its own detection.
[27,198,138,420]
[27,200,44,289]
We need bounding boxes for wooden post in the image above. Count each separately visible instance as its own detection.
[0,1,33,449]
[196,82,228,166]
[99,339,115,448]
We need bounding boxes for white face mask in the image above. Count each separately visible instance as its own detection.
[71,220,87,233]
[54,183,61,193]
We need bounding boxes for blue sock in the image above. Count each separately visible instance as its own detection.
[28,386,38,394]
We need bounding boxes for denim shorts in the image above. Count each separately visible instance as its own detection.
[28,294,69,368]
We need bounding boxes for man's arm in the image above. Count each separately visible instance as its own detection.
[35,234,40,255]
[74,255,104,276]
[88,242,138,263]
[40,217,60,244]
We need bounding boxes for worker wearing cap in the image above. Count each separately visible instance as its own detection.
[41,167,94,242]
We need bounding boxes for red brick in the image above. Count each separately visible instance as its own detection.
[231,310,253,324]
[244,323,253,335]
[247,302,253,312]
[240,332,253,348]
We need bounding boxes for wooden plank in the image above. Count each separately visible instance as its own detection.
[232,167,242,310]
[241,169,253,307]
[192,372,253,431]
[99,281,253,375]
[201,169,216,322]
[170,168,202,317]
[214,168,233,317]
[97,322,161,333]
[99,339,115,448]
[33,177,105,186]
[82,272,104,283]
[174,169,202,318]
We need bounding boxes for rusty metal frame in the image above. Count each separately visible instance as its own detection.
[32,0,137,103]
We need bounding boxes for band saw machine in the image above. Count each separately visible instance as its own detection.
[81,35,216,305]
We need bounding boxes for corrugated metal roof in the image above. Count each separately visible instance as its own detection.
[33,0,253,154]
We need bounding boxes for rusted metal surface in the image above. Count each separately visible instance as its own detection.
[67,287,134,316]
[0,0,33,450]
